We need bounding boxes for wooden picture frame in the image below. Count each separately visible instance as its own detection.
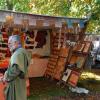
[73,43,85,52]
[68,70,80,87]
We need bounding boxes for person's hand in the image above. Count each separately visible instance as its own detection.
[0,76,7,84]
[0,76,4,82]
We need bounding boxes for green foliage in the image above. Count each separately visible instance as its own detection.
[0,0,99,33]
[0,0,33,12]
[28,77,100,100]
[31,0,71,16]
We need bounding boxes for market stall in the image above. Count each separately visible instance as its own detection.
[0,10,88,78]
[0,10,90,99]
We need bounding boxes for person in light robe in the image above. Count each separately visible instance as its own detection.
[0,35,31,100]
[92,38,100,53]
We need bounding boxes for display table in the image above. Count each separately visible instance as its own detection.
[28,58,48,77]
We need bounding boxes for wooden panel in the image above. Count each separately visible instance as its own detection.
[70,55,78,64]
[83,42,91,53]
[59,47,70,57]
[36,20,44,27]
[54,58,67,80]
[53,47,71,80]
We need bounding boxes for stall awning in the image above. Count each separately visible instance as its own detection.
[0,10,88,29]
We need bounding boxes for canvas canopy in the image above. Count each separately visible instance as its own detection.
[0,10,88,30]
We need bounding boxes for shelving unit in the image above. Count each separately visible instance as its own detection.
[0,31,11,58]
[53,46,71,80]
[59,41,92,87]
[44,33,62,77]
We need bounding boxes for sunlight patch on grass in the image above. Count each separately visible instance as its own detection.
[80,72,100,81]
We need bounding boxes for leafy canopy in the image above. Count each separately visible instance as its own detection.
[0,0,99,33]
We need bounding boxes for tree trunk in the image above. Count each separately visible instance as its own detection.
[6,0,13,10]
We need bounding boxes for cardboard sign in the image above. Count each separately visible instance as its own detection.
[62,68,72,82]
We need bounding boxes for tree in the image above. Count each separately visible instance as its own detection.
[69,0,100,33]
[0,0,99,33]
[30,0,72,16]
[0,0,33,12]
[31,0,100,33]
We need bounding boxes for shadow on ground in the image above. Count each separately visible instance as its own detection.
[28,76,100,100]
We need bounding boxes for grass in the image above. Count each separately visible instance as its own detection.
[28,77,69,100]
[28,71,100,100]
[78,71,100,92]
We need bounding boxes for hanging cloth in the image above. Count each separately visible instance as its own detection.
[33,30,38,49]
[67,20,73,33]
[62,26,67,48]
[67,20,73,29]
[0,32,3,42]
[79,20,84,28]
[58,28,62,49]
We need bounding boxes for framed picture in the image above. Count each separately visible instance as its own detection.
[76,57,85,68]
[68,70,80,87]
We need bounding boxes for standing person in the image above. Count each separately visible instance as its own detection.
[92,37,100,53]
[92,37,100,68]
[0,35,31,100]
